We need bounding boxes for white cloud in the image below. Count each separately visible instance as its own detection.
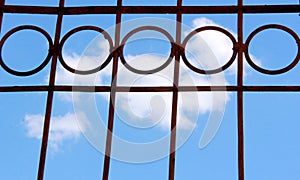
[189,17,261,77]
[110,17,268,132]
[24,17,259,151]
[113,52,227,131]
[55,53,111,85]
[24,113,83,153]
[54,37,112,102]
[51,17,234,131]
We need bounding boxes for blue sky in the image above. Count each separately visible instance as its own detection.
[1,0,300,179]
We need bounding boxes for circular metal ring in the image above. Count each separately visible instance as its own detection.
[0,25,53,76]
[181,26,237,74]
[58,26,114,75]
[245,24,300,75]
[119,26,175,75]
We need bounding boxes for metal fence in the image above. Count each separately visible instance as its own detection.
[0,0,299,179]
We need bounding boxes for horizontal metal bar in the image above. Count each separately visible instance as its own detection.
[0,86,50,92]
[0,86,111,92]
[2,5,300,15]
[3,5,59,14]
[1,85,300,92]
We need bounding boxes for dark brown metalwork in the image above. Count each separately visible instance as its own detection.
[245,24,300,75]
[181,26,237,74]
[58,26,114,75]
[168,1,182,179]
[237,0,245,179]
[119,26,175,75]
[2,5,300,14]
[0,25,53,76]
[37,0,65,179]
[102,0,123,179]
[0,0,300,180]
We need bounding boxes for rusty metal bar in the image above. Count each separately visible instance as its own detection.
[3,85,300,92]
[2,5,300,15]
[168,0,182,179]
[37,0,64,179]
[102,0,122,179]
[1,1,300,180]
[237,0,245,179]
[0,0,5,33]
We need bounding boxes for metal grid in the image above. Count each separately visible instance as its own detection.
[0,0,300,179]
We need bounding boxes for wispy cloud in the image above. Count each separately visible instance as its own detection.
[23,113,83,153]
[189,17,261,77]
[53,36,112,102]
[24,17,260,153]
[48,17,233,131]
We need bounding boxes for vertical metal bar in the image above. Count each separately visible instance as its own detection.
[237,0,245,180]
[102,0,122,179]
[1,2,297,180]
[0,0,5,33]
[298,0,300,16]
[168,0,182,180]
[37,0,64,179]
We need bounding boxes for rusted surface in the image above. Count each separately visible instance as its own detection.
[237,0,245,179]
[2,5,300,15]
[168,1,182,179]
[37,0,65,179]
[0,1,300,180]
[3,85,300,93]
[0,25,53,76]
[102,1,123,179]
